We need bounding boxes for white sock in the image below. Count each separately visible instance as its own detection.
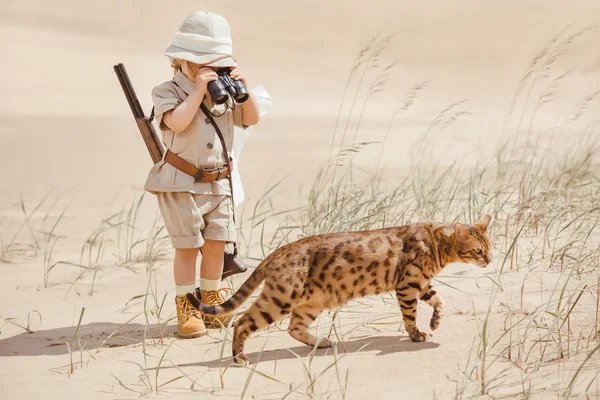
[199,278,220,291]
[175,283,196,297]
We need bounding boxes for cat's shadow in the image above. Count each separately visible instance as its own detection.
[171,334,440,369]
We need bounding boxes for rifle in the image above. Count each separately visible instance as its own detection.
[113,63,164,164]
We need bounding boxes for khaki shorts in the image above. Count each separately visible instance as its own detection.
[157,192,236,248]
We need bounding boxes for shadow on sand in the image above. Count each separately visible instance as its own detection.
[2,322,439,368]
[160,334,440,369]
[0,322,176,356]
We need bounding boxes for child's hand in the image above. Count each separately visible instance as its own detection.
[194,67,218,92]
[229,68,248,87]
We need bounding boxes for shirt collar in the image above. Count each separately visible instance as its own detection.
[173,69,196,95]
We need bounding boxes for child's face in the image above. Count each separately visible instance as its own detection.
[181,60,221,79]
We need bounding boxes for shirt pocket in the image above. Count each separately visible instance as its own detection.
[157,163,195,189]
[169,122,194,152]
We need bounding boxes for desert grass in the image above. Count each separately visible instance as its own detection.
[1,191,53,261]
[65,307,86,377]
[221,24,600,398]
[39,192,169,294]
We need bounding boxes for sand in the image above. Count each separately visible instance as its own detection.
[1,1,600,399]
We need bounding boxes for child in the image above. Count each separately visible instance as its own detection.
[144,11,261,338]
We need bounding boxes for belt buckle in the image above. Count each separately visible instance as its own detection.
[215,166,227,180]
[194,169,207,182]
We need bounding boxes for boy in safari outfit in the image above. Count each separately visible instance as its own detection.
[144,11,261,338]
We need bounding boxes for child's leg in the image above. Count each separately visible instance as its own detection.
[173,248,206,338]
[199,239,231,327]
[197,193,235,291]
[174,248,199,294]
[157,192,207,338]
[200,239,225,282]
[196,194,236,327]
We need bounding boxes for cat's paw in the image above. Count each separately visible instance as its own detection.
[233,354,250,365]
[430,310,442,331]
[316,338,333,348]
[409,331,430,342]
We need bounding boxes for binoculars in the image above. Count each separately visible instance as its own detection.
[207,69,249,105]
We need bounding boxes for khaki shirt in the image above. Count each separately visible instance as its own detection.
[144,70,245,195]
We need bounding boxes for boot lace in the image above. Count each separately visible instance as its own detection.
[201,288,230,306]
[176,295,201,322]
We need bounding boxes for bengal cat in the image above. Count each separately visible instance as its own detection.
[187,215,492,364]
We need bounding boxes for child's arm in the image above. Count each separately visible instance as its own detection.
[163,68,218,133]
[230,68,260,126]
[240,93,260,126]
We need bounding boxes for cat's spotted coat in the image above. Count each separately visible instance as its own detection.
[187,215,492,364]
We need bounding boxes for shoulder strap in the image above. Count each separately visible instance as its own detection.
[200,103,239,256]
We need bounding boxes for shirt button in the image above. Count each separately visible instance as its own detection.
[207,143,213,149]
[205,118,210,124]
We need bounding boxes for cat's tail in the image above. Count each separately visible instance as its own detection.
[185,255,272,316]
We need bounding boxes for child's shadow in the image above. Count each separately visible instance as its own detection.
[0,322,175,357]
[173,334,440,369]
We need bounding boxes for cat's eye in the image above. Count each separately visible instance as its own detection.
[476,249,482,255]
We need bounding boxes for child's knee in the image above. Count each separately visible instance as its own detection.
[175,247,200,259]
[201,239,226,255]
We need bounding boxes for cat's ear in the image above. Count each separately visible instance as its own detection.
[454,222,467,238]
[474,215,491,233]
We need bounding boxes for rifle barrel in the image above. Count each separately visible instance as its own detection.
[113,62,165,164]
[113,63,145,118]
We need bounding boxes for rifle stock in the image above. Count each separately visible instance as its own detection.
[114,63,164,164]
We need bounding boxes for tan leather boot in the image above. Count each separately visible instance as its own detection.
[175,295,207,338]
[200,288,235,328]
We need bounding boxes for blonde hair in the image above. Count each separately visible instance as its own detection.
[171,59,182,75]
[171,59,203,77]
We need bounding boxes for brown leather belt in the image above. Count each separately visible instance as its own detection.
[164,150,229,182]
